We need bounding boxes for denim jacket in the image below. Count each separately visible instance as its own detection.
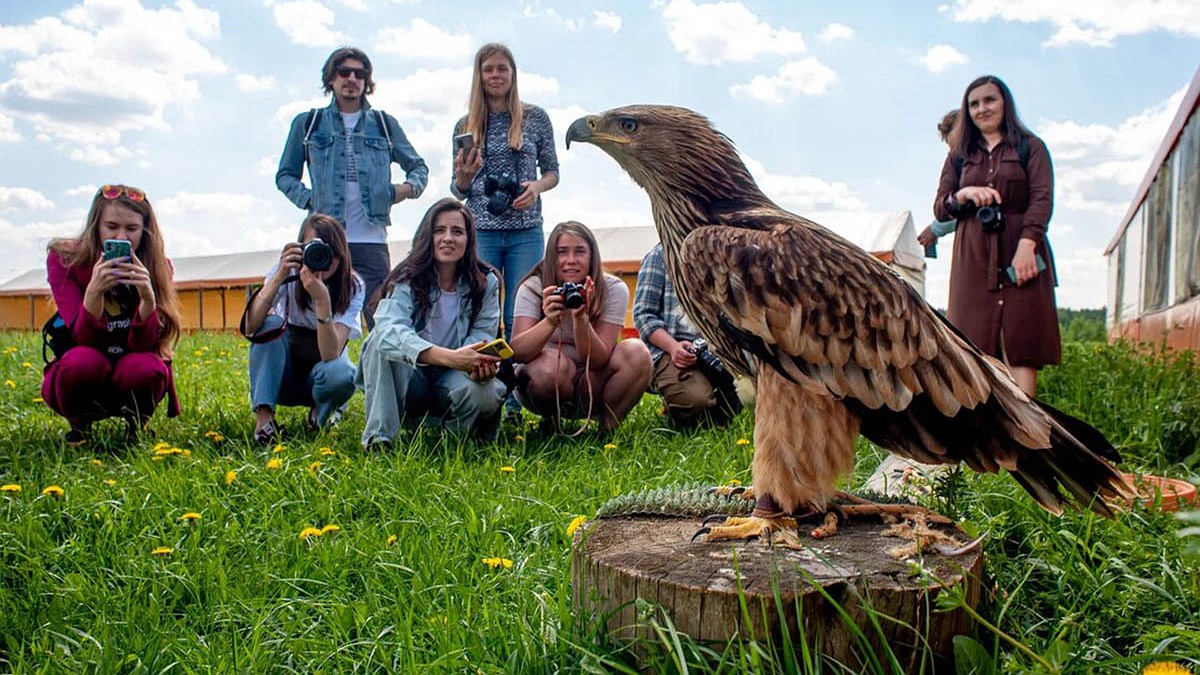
[363,271,501,366]
[276,98,429,229]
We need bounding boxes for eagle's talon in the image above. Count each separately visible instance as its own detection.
[702,513,730,526]
[690,527,712,542]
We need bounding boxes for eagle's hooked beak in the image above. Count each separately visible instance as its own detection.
[565,115,596,150]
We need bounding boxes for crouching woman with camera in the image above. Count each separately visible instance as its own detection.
[510,221,651,433]
[43,184,182,445]
[633,243,741,427]
[357,198,506,446]
[243,214,363,444]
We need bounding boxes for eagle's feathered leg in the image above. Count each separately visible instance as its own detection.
[699,365,859,542]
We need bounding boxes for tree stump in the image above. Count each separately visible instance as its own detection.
[572,515,983,673]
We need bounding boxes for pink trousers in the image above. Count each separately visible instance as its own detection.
[42,346,169,426]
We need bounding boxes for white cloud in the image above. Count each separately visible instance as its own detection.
[0,0,226,161]
[268,0,347,46]
[66,143,133,167]
[818,22,853,42]
[374,19,473,61]
[593,10,622,33]
[0,113,19,143]
[1039,86,1186,215]
[0,187,55,213]
[742,155,869,212]
[331,0,365,8]
[949,0,1200,47]
[661,0,806,65]
[729,57,837,104]
[65,185,96,198]
[919,44,968,74]
[235,73,278,92]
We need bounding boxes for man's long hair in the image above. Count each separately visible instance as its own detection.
[951,75,1032,159]
[381,198,494,327]
[521,221,607,321]
[321,46,375,98]
[461,43,525,152]
[48,185,181,356]
[295,213,358,316]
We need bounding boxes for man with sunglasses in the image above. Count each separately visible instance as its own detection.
[276,46,428,328]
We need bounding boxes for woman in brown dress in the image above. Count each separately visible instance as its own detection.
[933,75,1058,397]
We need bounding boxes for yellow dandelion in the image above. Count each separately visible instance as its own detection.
[204,430,224,442]
[152,456,164,462]
[272,444,285,454]
[192,349,203,357]
[1,484,21,494]
[21,361,31,368]
[4,380,14,389]
[500,465,516,473]
[178,512,202,523]
[482,557,514,569]
[33,397,43,403]
[90,458,103,466]
[319,447,335,456]
[265,458,283,470]
[514,434,525,441]
[308,461,323,473]
[2,346,15,353]
[566,515,587,538]
[725,478,742,487]
[224,470,237,485]
[150,546,173,556]
[320,524,341,535]
[736,438,751,446]
[103,479,117,487]
[41,485,64,498]
[298,526,323,540]
[386,534,397,546]
[603,443,617,450]
[1142,663,1193,675]
[153,441,170,451]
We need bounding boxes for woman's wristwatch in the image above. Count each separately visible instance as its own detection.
[317,315,333,324]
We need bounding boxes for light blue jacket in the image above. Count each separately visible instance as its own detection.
[363,271,501,366]
[276,98,429,229]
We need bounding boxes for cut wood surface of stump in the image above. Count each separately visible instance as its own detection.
[572,515,984,673]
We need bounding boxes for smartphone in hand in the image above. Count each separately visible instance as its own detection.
[454,133,475,156]
[1005,254,1046,284]
[103,239,132,261]
[475,338,513,359]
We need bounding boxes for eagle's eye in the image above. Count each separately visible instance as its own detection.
[618,117,638,133]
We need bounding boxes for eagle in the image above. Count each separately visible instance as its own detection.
[566,105,1133,541]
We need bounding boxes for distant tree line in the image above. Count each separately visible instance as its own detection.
[1058,308,1106,343]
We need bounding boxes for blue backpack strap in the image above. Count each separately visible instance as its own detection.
[375,109,393,150]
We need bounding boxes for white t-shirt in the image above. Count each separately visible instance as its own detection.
[340,110,385,245]
[419,288,462,348]
[265,263,365,344]
[513,274,628,350]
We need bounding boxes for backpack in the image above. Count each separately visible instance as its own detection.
[302,107,393,168]
[953,134,1030,180]
[41,312,74,365]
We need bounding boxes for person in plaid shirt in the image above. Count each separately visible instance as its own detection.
[633,243,737,427]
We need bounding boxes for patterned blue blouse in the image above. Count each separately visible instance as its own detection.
[451,105,559,231]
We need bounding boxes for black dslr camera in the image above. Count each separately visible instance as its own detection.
[302,238,333,272]
[688,338,742,416]
[969,202,1003,233]
[554,281,586,309]
[483,173,522,216]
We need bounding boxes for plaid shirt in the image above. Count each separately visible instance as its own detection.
[633,244,700,363]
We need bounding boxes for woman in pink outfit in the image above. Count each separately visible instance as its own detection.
[43,184,182,445]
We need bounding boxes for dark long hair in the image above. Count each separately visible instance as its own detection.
[321,46,375,97]
[296,213,358,316]
[520,221,607,321]
[48,184,181,356]
[382,197,494,327]
[952,75,1032,159]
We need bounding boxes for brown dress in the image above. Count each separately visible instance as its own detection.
[933,135,1060,368]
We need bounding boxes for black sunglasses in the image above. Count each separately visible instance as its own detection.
[336,66,368,80]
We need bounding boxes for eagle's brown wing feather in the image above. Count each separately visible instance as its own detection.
[677,220,1130,514]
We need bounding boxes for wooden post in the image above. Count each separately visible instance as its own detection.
[573,515,983,673]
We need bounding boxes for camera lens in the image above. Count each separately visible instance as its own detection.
[977,206,1003,232]
[557,282,585,309]
[302,238,333,272]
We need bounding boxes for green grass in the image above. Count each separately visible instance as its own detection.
[0,333,1197,673]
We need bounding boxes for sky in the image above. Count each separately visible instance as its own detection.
[1,0,1198,310]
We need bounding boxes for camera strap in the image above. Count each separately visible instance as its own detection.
[239,275,300,344]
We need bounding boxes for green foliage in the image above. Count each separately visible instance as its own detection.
[1056,308,1106,344]
[0,332,1197,674]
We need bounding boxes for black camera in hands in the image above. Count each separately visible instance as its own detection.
[688,338,742,416]
[964,199,1004,233]
[301,238,333,272]
[483,173,522,216]
[554,281,586,310]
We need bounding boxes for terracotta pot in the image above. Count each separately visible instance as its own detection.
[1121,473,1198,512]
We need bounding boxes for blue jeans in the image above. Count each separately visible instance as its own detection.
[474,227,544,341]
[248,315,357,426]
[348,242,391,330]
[358,344,504,444]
